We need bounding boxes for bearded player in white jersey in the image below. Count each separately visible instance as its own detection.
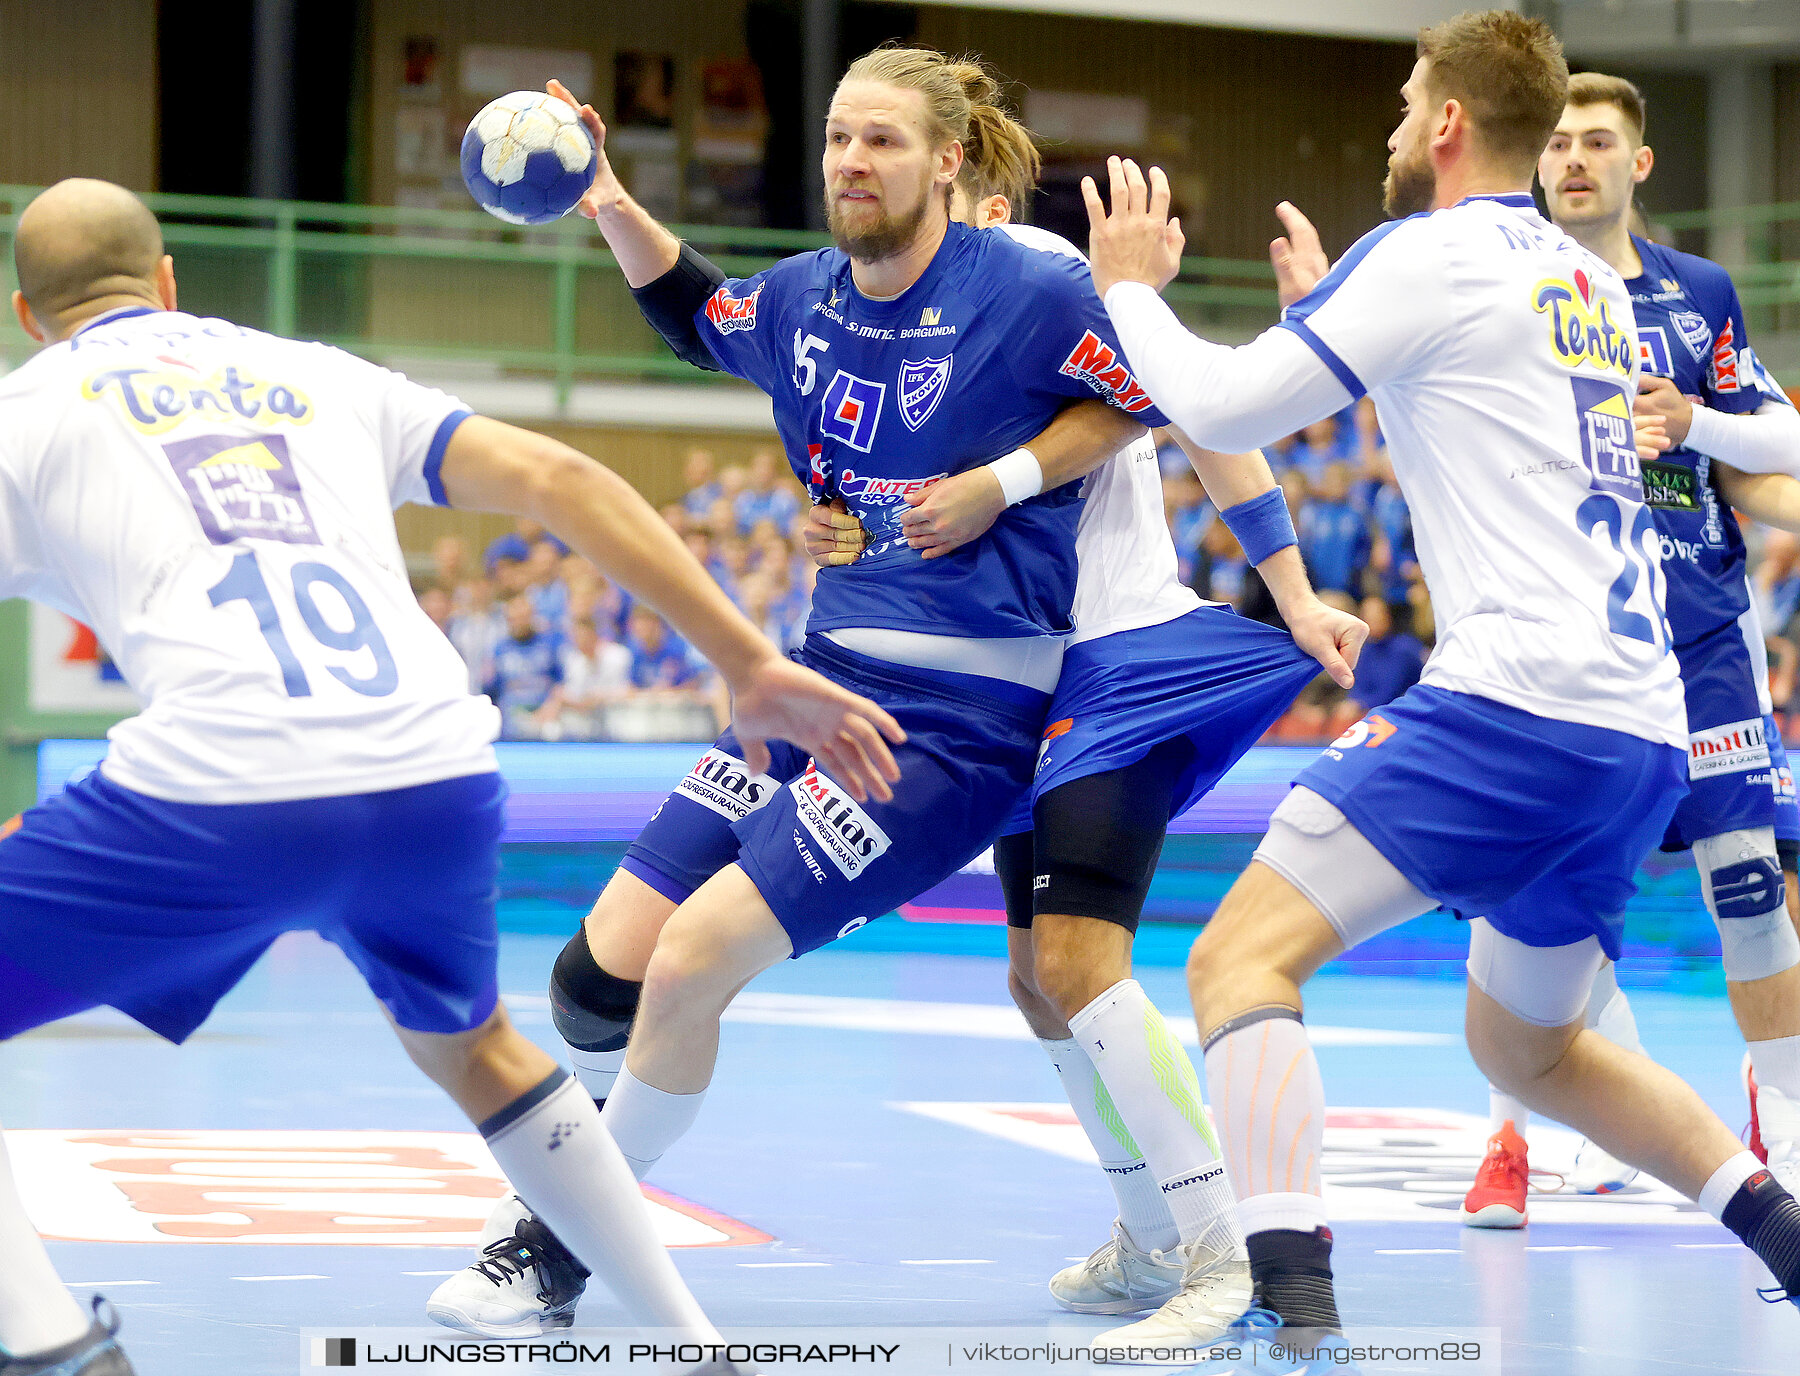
[1085,8,1800,1342]
[0,178,902,1376]
[806,149,1361,1347]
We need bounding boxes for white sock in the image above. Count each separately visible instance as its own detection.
[480,1070,719,1338]
[1041,1036,1179,1253]
[568,1046,628,1105]
[1202,1008,1326,1240]
[1748,1031,1800,1101]
[1489,1087,1529,1137]
[1070,981,1242,1259]
[0,1124,91,1357]
[1698,1149,1765,1220]
[600,1064,706,1180]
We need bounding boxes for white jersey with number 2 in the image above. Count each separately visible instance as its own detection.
[0,308,498,803]
[1106,193,1687,750]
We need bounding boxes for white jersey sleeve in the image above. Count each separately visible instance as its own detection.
[316,347,473,508]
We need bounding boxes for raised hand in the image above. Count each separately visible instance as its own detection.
[546,79,627,220]
[1269,201,1329,309]
[730,657,906,804]
[1082,156,1185,299]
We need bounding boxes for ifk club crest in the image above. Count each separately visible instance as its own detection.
[897,354,953,430]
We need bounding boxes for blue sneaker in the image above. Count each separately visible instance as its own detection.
[0,1297,133,1375]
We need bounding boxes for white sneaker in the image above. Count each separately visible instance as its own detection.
[426,1196,590,1338]
[1048,1221,1184,1315]
[1566,1137,1639,1194]
[1093,1239,1253,1356]
[1758,1080,1800,1194]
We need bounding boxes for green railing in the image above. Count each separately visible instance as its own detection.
[0,184,1281,408]
[1,184,1796,405]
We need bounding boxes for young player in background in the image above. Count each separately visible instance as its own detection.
[805,158,1362,1345]
[0,178,899,1376]
[1460,73,1800,1224]
[1086,9,1800,1339]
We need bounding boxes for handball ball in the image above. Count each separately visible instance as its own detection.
[461,92,597,225]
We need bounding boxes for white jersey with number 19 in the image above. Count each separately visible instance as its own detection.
[0,308,499,803]
[1108,193,1687,750]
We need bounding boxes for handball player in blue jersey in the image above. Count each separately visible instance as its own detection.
[1087,9,1800,1339]
[427,47,1364,1338]
[1460,73,1800,1221]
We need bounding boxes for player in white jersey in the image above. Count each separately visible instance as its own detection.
[809,169,1361,1345]
[0,178,902,1376]
[1084,9,1800,1338]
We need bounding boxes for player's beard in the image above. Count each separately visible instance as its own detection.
[826,174,934,263]
[1382,142,1434,218]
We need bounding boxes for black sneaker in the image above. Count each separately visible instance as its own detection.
[0,1297,134,1375]
[425,1206,592,1339]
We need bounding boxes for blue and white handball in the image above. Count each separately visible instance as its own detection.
[460,91,597,225]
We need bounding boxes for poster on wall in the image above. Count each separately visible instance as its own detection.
[611,52,681,220]
[28,605,139,715]
[687,58,767,226]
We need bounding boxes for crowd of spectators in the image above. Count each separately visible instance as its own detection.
[413,446,814,741]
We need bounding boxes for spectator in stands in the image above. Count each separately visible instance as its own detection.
[734,448,802,535]
[556,615,633,738]
[1192,520,1247,606]
[1299,462,1371,597]
[431,535,469,594]
[624,604,697,690]
[1162,467,1209,587]
[418,585,453,635]
[680,447,721,518]
[1283,415,1349,487]
[447,577,504,695]
[486,594,564,739]
[485,517,566,574]
[522,539,569,630]
[1342,596,1426,722]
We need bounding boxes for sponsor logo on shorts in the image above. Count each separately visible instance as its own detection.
[1778,765,1796,803]
[1058,331,1155,413]
[675,748,780,822]
[790,764,892,880]
[704,283,761,334]
[1328,714,1396,753]
[1036,717,1074,776]
[1688,716,1769,780]
[792,832,828,884]
[836,916,870,939]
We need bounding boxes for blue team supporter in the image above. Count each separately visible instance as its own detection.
[1297,462,1372,595]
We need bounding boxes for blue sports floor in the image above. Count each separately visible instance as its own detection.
[3,930,1793,1375]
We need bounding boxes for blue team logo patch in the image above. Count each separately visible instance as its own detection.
[820,370,885,452]
[163,432,319,546]
[1637,326,1673,377]
[1570,377,1643,500]
[897,354,953,431]
[1670,310,1711,362]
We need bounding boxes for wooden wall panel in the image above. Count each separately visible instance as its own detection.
[0,1,157,189]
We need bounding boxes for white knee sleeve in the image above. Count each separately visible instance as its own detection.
[1694,827,1799,982]
[1466,918,1606,1028]
[1254,787,1437,949]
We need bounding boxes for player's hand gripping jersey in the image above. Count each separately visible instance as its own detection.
[1276,195,1686,747]
[1626,235,1795,647]
[692,219,1168,640]
[0,308,497,801]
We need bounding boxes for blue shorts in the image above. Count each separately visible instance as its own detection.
[1663,622,1777,849]
[1297,685,1686,959]
[623,635,1046,956]
[1001,607,1318,835]
[0,769,506,1044]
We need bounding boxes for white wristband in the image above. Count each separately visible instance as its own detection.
[988,447,1044,506]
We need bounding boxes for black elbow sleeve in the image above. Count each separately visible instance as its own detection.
[631,243,729,372]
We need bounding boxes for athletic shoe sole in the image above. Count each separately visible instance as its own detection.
[423,1302,575,1340]
[1459,1203,1526,1228]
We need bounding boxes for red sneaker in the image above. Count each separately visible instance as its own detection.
[1461,1120,1530,1228]
[1745,1052,1768,1165]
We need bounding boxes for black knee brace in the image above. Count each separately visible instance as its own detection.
[549,931,642,1053]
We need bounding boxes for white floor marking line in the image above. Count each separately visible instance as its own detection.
[401,1270,461,1277]
[231,1274,328,1281]
[739,1262,831,1268]
[1525,1245,1608,1252]
[508,991,1452,1047]
[899,1259,996,1265]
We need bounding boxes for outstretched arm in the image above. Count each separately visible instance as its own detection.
[897,399,1147,559]
[1719,462,1800,533]
[438,416,904,798]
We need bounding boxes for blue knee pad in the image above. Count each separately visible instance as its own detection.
[1695,829,1799,981]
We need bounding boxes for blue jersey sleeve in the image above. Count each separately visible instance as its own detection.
[690,263,793,396]
[996,246,1170,427]
[1697,263,1776,416]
